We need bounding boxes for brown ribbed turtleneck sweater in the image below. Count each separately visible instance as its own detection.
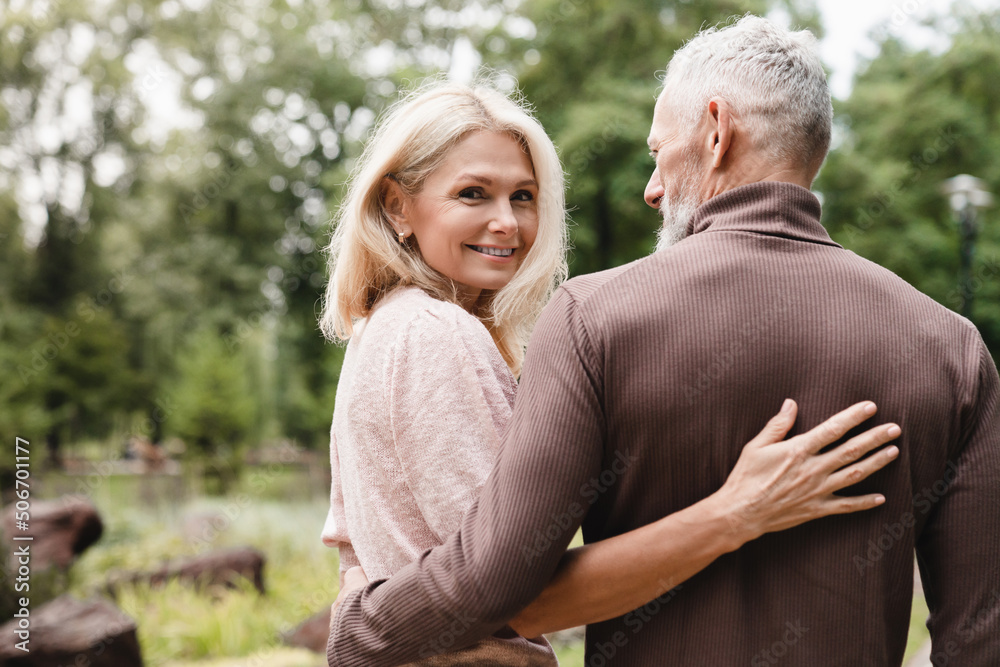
[329,181,1000,666]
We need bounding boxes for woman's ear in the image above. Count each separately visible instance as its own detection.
[383,176,409,234]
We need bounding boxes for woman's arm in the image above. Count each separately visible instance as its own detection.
[507,399,900,637]
[331,400,900,634]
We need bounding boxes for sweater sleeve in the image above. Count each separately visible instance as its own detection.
[916,332,1000,664]
[328,286,607,666]
[387,307,515,542]
[322,430,361,575]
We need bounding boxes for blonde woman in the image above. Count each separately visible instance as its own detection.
[319,80,899,664]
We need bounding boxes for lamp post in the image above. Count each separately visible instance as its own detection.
[941,175,993,319]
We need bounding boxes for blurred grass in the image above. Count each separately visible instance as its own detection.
[161,648,325,667]
[555,640,587,665]
[67,495,340,665]
[60,472,931,666]
[906,595,931,661]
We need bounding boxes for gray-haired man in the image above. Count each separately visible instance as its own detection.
[329,16,1000,666]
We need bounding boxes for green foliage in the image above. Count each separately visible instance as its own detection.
[0,297,138,470]
[816,10,1000,359]
[3,0,997,470]
[0,0,833,466]
[2,0,379,460]
[167,328,256,490]
[0,308,51,451]
[274,323,345,450]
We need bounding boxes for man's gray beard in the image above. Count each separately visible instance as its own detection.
[654,196,699,252]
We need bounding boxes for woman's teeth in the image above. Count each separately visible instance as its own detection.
[469,245,514,257]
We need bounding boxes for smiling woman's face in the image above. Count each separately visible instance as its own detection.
[397,131,539,309]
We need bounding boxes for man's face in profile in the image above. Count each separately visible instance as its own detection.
[646,92,705,251]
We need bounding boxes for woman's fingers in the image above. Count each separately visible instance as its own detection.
[818,492,888,516]
[746,399,798,449]
[811,423,901,515]
[825,439,900,492]
[798,401,879,455]
[331,566,370,636]
[721,400,899,540]
[344,565,369,589]
[823,422,901,470]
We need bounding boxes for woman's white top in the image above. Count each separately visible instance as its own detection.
[322,286,556,665]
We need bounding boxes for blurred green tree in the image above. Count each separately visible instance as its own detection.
[1,0,154,461]
[815,8,1000,360]
[6,0,996,473]
[0,194,50,480]
[167,326,255,493]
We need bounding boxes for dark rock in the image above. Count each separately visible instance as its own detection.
[108,546,266,596]
[283,605,332,653]
[1,497,103,571]
[0,595,142,666]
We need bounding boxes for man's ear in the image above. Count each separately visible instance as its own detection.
[706,98,734,170]
[383,176,410,234]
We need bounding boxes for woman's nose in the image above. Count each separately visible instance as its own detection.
[488,201,518,235]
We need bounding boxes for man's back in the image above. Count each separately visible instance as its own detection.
[568,182,999,665]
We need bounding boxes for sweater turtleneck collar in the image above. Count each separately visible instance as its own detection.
[685,181,842,249]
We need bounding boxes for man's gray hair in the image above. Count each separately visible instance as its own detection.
[662,15,833,170]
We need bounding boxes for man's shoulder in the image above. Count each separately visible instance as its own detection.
[840,250,980,332]
[558,256,655,306]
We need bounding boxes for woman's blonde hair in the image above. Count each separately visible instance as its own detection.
[319,77,568,376]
